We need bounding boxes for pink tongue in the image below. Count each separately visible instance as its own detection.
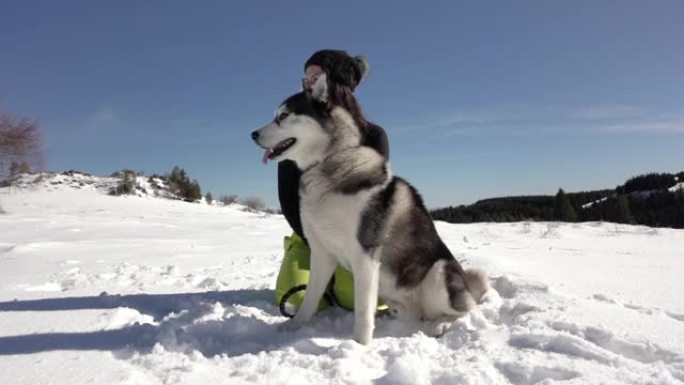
[262,148,274,165]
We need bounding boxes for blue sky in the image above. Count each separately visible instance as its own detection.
[1,1,682,208]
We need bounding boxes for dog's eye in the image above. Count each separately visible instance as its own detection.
[277,112,289,122]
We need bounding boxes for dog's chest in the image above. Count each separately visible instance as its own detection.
[299,172,372,255]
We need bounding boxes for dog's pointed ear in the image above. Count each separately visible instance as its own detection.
[310,73,328,103]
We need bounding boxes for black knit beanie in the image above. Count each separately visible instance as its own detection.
[305,49,369,91]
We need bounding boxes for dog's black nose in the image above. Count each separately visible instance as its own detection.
[251,131,259,141]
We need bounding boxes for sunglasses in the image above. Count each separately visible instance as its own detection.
[301,74,321,90]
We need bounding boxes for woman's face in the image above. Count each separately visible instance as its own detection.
[303,65,323,90]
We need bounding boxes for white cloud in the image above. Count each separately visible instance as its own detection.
[391,104,684,137]
[593,119,684,133]
[570,105,646,120]
[84,105,119,131]
[575,107,684,133]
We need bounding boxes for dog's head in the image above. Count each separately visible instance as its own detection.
[251,74,332,169]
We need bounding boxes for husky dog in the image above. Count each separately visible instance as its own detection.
[251,75,489,345]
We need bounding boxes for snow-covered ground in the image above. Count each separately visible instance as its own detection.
[1,178,683,385]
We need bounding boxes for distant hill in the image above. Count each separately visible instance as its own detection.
[2,170,205,203]
[1,169,276,213]
[3,170,176,199]
[431,172,684,229]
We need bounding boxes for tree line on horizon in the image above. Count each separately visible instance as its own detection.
[430,172,684,229]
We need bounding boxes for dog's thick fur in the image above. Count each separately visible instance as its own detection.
[252,75,489,345]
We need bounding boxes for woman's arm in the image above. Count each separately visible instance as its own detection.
[278,160,306,241]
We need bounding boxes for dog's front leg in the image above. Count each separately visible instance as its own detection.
[352,254,381,345]
[286,237,337,328]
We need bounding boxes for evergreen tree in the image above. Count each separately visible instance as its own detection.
[185,179,202,202]
[166,166,202,201]
[554,189,578,222]
[615,195,632,224]
[115,169,137,195]
[168,166,187,197]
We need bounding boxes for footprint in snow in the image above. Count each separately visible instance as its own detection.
[495,362,580,385]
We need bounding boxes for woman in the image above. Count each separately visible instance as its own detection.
[275,49,390,316]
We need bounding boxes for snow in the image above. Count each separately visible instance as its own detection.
[581,197,608,209]
[1,176,684,385]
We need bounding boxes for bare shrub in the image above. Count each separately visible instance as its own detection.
[242,196,265,212]
[0,111,43,181]
[220,194,239,205]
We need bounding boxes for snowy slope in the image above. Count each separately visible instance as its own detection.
[7,171,192,201]
[1,178,684,385]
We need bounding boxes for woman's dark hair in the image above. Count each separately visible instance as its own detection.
[305,49,365,91]
[327,81,371,135]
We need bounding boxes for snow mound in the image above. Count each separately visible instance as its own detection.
[5,170,189,201]
[8,170,119,193]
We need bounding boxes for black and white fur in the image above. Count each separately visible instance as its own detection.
[252,75,489,345]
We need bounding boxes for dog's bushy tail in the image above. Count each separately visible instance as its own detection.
[464,268,490,303]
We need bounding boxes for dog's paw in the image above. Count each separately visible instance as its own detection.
[423,320,454,337]
[353,326,374,346]
[278,319,304,333]
[353,333,373,346]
